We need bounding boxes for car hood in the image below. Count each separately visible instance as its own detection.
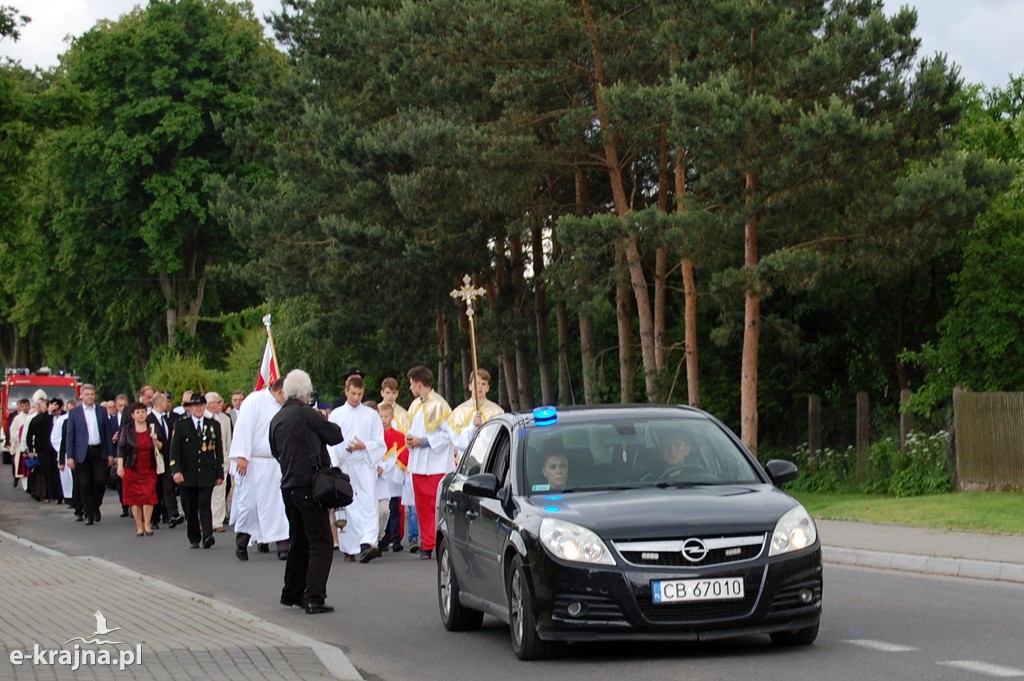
[524,485,800,539]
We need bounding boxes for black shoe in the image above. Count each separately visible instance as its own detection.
[418,549,432,560]
[94,509,101,522]
[235,547,248,561]
[75,513,84,522]
[257,543,270,553]
[358,544,381,564]
[85,516,95,526]
[277,550,289,561]
[280,596,302,607]
[168,514,184,528]
[392,544,404,553]
[202,535,215,549]
[151,523,159,530]
[304,603,335,615]
[120,509,130,518]
[190,543,200,549]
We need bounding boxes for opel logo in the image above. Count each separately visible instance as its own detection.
[681,538,708,562]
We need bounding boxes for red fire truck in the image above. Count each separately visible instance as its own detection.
[2,368,82,448]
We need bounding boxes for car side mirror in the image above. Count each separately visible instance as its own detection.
[765,459,799,486]
[464,472,500,499]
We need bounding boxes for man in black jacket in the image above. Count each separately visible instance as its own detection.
[269,369,343,615]
[169,393,224,549]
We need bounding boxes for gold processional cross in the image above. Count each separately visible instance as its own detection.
[450,274,487,412]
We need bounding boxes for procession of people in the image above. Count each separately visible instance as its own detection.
[3,360,504,615]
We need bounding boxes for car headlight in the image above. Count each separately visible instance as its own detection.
[539,518,616,565]
[769,505,818,556]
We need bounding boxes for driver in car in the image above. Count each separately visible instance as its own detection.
[639,431,697,481]
[662,433,693,470]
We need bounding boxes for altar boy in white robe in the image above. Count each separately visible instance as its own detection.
[328,375,386,563]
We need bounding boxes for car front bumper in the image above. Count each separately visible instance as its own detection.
[530,547,823,642]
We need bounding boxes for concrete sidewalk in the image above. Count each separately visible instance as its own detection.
[0,529,362,680]
[818,518,1024,584]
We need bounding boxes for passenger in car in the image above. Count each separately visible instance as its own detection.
[540,452,569,491]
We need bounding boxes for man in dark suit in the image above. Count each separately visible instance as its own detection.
[64,384,112,525]
[108,394,130,517]
[169,392,224,549]
[146,391,180,529]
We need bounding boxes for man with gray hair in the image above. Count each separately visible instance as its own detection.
[269,369,343,614]
[205,391,234,532]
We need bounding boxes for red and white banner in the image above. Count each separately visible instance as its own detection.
[254,335,279,391]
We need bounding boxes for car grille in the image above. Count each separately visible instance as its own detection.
[552,593,627,624]
[637,566,765,623]
[614,534,766,568]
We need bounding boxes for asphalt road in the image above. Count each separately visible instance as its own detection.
[2,480,1022,681]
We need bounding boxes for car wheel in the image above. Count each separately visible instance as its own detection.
[437,538,483,631]
[770,622,819,646]
[506,554,561,660]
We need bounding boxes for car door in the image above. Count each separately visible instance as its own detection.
[467,424,512,605]
[446,422,501,593]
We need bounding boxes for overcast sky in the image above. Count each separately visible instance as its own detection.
[1,0,1022,90]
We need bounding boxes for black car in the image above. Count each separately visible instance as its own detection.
[435,405,822,660]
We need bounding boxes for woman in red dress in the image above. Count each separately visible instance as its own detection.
[116,403,162,536]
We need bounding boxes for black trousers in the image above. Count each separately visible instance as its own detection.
[281,486,334,606]
[160,453,179,520]
[382,496,402,547]
[70,464,82,513]
[77,445,108,520]
[181,486,214,545]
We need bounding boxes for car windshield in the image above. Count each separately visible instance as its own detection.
[523,416,761,494]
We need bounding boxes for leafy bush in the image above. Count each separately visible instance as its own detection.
[888,431,953,497]
[784,443,857,494]
[782,431,952,496]
[145,353,213,404]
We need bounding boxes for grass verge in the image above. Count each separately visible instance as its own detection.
[789,491,1024,535]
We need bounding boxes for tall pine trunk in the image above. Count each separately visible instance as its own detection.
[674,146,701,407]
[616,243,634,403]
[531,223,555,405]
[573,166,596,405]
[581,0,660,403]
[740,27,760,455]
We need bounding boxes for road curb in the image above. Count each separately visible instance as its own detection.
[0,528,363,680]
[824,546,1024,584]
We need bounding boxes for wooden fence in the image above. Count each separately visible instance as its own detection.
[953,389,1024,491]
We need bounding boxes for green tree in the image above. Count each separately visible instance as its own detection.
[660,0,1004,453]
[42,0,284,373]
[905,78,1023,412]
[0,5,28,41]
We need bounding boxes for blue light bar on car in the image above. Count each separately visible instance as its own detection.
[533,405,557,426]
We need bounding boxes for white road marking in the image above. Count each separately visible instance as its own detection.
[938,661,1024,677]
[843,639,920,652]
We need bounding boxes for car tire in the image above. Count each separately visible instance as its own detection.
[506,554,561,660]
[770,622,819,646]
[437,538,483,631]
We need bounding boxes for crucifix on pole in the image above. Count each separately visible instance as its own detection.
[450,274,487,413]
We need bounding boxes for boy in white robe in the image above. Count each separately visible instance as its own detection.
[328,375,386,563]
